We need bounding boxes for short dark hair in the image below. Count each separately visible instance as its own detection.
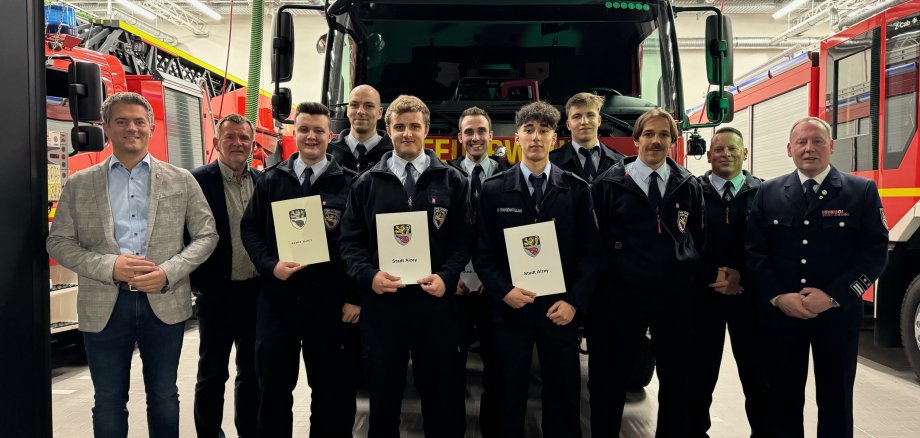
[102,92,153,125]
[714,126,743,142]
[459,106,492,132]
[215,114,254,138]
[632,108,679,142]
[295,101,330,118]
[515,101,560,129]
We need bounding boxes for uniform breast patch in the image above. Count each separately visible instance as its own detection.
[323,208,341,230]
[433,207,448,229]
[677,210,689,233]
[497,207,523,213]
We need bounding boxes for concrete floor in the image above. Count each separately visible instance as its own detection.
[50,321,920,437]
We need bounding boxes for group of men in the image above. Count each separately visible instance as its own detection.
[47,82,888,438]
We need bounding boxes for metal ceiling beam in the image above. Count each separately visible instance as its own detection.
[141,0,209,36]
[770,0,863,45]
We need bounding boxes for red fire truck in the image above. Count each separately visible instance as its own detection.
[686,0,920,379]
[46,16,278,335]
[269,0,734,390]
[269,0,735,165]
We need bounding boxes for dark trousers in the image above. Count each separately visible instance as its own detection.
[587,292,692,438]
[362,286,464,438]
[764,306,861,438]
[688,289,769,437]
[83,290,185,438]
[256,293,359,438]
[456,292,497,437]
[193,278,259,438]
[491,299,582,438]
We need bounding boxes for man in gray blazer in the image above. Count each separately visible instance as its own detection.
[47,92,218,438]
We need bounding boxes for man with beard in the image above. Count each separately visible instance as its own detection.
[688,126,768,437]
[329,84,393,173]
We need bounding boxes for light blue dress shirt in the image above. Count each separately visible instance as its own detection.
[625,159,669,197]
[708,172,745,196]
[345,132,382,156]
[520,162,552,196]
[388,153,430,184]
[108,154,151,257]
[293,155,329,185]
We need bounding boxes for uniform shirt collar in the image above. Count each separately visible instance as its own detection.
[520,161,552,182]
[346,131,382,152]
[293,154,329,181]
[797,165,831,188]
[630,158,669,185]
[462,155,493,176]
[708,171,744,195]
[570,140,601,152]
[389,152,430,176]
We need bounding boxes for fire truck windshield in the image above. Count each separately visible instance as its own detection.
[322,0,680,135]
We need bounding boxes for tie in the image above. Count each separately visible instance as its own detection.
[648,172,662,208]
[722,180,735,204]
[355,143,367,170]
[803,178,818,205]
[529,173,546,212]
[403,162,417,199]
[579,148,597,181]
[301,167,314,193]
[471,164,483,200]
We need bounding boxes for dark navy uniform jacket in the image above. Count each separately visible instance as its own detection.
[549,142,624,184]
[328,129,394,173]
[240,153,359,306]
[339,149,472,294]
[746,166,888,310]
[592,156,705,293]
[695,170,762,289]
[473,163,601,315]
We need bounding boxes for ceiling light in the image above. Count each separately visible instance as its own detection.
[772,0,809,20]
[186,0,222,21]
[115,0,156,20]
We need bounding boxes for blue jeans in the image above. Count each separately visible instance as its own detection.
[83,290,186,438]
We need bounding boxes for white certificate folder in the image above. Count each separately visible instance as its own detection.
[271,195,330,265]
[376,211,432,283]
[503,221,566,296]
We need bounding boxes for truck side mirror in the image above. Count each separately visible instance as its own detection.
[272,11,295,83]
[68,61,102,122]
[706,90,734,124]
[71,125,105,153]
[705,14,733,86]
[272,87,292,121]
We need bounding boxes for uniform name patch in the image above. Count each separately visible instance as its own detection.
[498,207,523,213]
[822,209,849,217]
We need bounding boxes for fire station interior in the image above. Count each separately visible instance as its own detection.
[4,0,920,437]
